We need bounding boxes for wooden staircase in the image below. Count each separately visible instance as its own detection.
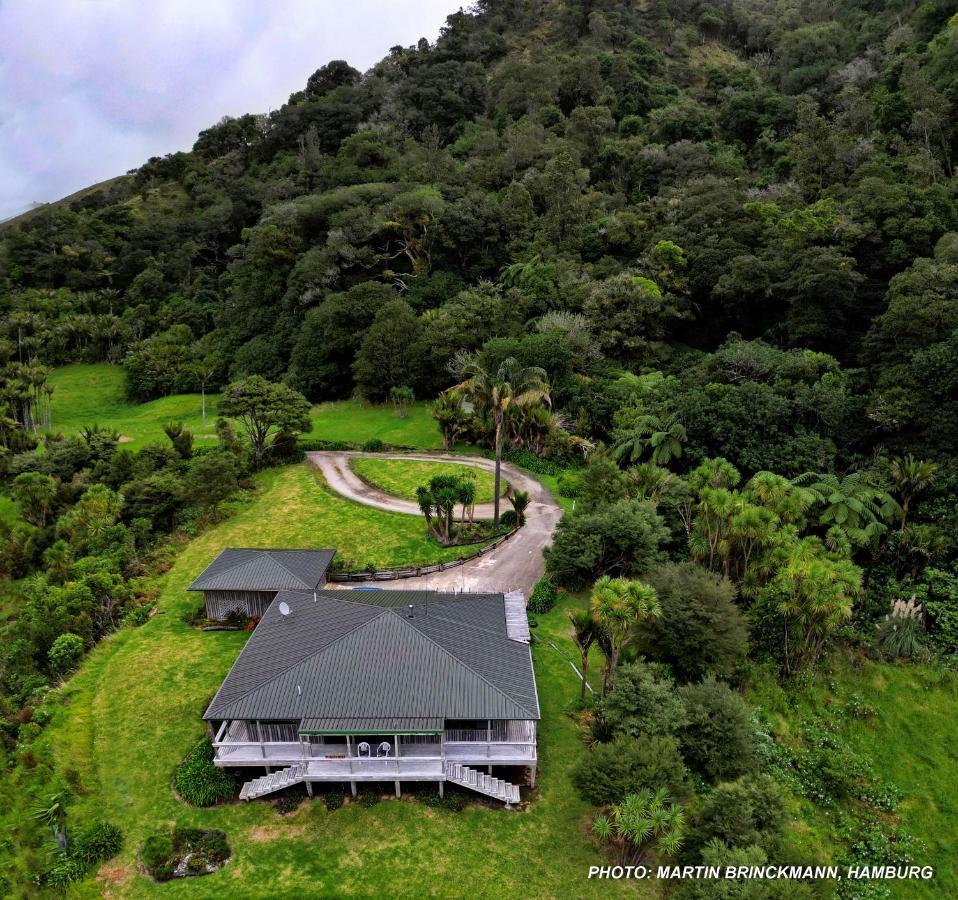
[443,761,520,806]
[239,764,307,801]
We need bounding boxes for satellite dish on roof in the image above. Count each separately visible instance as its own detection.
[279,601,291,617]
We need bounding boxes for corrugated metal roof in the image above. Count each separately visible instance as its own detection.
[204,588,539,723]
[300,717,443,734]
[188,549,335,591]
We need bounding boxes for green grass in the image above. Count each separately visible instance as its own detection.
[47,364,442,452]
[48,364,220,452]
[750,651,958,899]
[303,400,441,450]
[350,457,503,503]
[29,466,648,898]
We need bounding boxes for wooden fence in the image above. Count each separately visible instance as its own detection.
[328,529,519,582]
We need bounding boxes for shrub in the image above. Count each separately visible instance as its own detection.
[275,785,306,815]
[678,678,760,783]
[174,740,235,806]
[141,834,175,881]
[125,603,152,626]
[40,855,85,887]
[323,793,344,811]
[684,775,787,860]
[527,577,558,615]
[71,822,123,864]
[599,662,687,740]
[48,633,85,676]
[499,509,518,528]
[639,562,749,682]
[361,438,385,452]
[544,499,667,590]
[571,735,688,805]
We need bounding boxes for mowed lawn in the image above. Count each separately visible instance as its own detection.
[47,364,442,451]
[303,400,441,450]
[48,364,220,450]
[35,465,649,899]
[752,652,958,900]
[350,457,504,503]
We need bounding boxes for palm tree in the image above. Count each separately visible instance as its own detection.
[592,789,685,865]
[457,478,476,525]
[508,489,530,526]
[431,390,469,451]
[613,414,686,467]
[590,576,660,693]
[568,608,598,699]
[32,791,70,850]
[888,455,938,529]
[449,354,550,528]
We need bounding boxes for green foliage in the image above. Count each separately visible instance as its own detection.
[572,735,688,806]
[48,633,85,676]
[219,376,312,465]
[599,662,686,740]
[684,775,787,861]
[678,678,761,784]
[71,821,123,864]
[640,563,749,682]
[174,740,235,807]
[592,788,686,865]
[527,577,558,615]
[545,499,667,590]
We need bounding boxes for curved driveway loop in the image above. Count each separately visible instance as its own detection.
[306,451,563,595]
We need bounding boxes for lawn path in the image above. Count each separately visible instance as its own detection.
[308,451,563,595]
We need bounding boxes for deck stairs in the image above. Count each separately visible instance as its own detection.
[443,761,520,805]
[239,763,307,801]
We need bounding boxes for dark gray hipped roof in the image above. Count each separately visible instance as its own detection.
[204,589,539,724]
[187,549,336,592]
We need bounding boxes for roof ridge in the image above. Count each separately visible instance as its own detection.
[390,610,536,718]
[265,550,310,588]
[208,602,390,717]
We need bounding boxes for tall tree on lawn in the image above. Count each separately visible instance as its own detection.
[448,354,550,528]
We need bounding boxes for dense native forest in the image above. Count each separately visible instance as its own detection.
[1,0,958,893]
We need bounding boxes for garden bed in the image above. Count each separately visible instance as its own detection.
[141,827,231,881]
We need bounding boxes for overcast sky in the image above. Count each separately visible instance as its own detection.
[0,0,457,221]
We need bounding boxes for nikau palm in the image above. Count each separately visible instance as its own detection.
[449,353,550,528]
[888,455,938,529]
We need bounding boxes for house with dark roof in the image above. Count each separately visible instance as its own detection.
[188,548,336,619]
[202,564,538,807]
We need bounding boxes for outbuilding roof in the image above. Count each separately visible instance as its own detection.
[187,549,336,593]
[204,589,539,724]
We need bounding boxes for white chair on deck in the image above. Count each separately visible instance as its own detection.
[376,741,392,758]
[357,741,371,758]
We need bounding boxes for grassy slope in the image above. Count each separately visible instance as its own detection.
[33,469,646,898]
[47,364,442,452]
[350,457,503,503]
[751,652,958,899]
[302,400,441,449]
[48,364,220,451]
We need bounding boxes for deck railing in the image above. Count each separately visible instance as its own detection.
[212,721,536,764]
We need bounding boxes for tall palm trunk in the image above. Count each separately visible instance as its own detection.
[493,412,503,528]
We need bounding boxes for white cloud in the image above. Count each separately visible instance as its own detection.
[0,0,457,219]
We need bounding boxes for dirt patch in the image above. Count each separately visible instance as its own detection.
[245,821,308,843]
[117,435,134,443]
[98,861,134,886]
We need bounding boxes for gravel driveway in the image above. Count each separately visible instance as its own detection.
[306,451,564,596]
